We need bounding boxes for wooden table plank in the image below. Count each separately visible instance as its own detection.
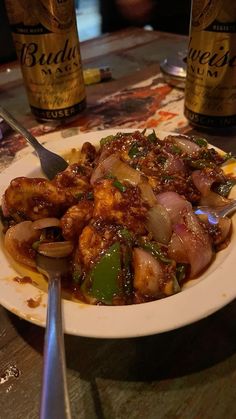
[1,299,236,418]
[80,28,163,62]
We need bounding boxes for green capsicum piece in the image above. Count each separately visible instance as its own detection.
[84,242,122,305]
[100,135,115,147]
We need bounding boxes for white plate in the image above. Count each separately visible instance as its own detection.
[0,129,236,339]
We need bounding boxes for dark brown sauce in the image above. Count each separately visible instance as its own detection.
[13,276,33,284]
[27,295,42,308]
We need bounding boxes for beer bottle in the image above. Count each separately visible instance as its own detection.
[5,0,86,121]
[184,0,236,128]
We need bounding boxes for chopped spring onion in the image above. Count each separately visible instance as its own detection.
[113,179,127,192]
[193,137,208,147]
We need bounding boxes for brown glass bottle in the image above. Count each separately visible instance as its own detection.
[184,0,236,128]
[5,0,86,121]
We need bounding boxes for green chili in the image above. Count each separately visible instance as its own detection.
[74,192,84,201]
[147,130,158,143]
[176,264,187,284]
[171,145,182,154]
[113,179,127,192]
[212,179,236,197]
[86,191,94,200]
[185,158,215,169]
[193,137,208,147]
[157,155,167,165]
[128,142,140,158]
[162,174,174,181]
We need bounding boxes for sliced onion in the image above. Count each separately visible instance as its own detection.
[192,170,217,197]
[97,149,110,163]
[91,153,141,186]
[91,154,120,184]
[32,217,61,230]
[4,221,41,267]
[169,135,200,154]
[164,153,186,174]
[216,218,232,244]
[111,160,142,186]
[133,248,164,298]
[198,215,232,245]
[146,205,172,244]
[200,190,230,207]
[173,212,213,277]
[168,232,189,263]
[139,182,157,206]
[37,241,74,257]
[156,191,192,225]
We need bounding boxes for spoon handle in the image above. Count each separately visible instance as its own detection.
[0,106,44,152]
[40,274,71,419]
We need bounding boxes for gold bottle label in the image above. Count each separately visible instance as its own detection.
[5,0,86,120]
[184,0,236,127]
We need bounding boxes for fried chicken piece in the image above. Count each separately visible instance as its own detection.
[77,223,116,269]
[61,200,94,241]
[93,179,148,234]
[53,163,92,197]
[80,142,97,164]
[3,177,74,221]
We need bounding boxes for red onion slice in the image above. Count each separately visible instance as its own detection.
[156,191,192,225]
[139,182,157,206]
[133,248,164,298]
[91,154,120,185]
[146,205,172,244]
[32,218,60,230]
[168,232,189,263]
[164,153,186,175]
[91,154,141,186]
[169,135,200,154]
[37,241,74,257]
[198,214,232,246]
[192,170,217,197]
[215,218,232,245]
[4,221,41,268]
[173,212,213,277]
[200,190,230,207]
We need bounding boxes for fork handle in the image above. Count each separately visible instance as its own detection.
[0,106,44,153]
[40,274,71,419]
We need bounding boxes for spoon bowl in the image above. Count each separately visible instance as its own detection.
[194,199,236,224]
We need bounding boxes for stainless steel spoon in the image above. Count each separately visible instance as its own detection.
[194,199,236,224]
[0,106,68,179]
[36,253,71,419]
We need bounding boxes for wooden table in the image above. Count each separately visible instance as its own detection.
[1,28,236,419]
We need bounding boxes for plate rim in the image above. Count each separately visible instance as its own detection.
[0,128,235,339]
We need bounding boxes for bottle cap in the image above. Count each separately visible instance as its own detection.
[160,52,187,89]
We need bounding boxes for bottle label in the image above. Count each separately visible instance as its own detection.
[5,0,86,119]
[184,0,236,126]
